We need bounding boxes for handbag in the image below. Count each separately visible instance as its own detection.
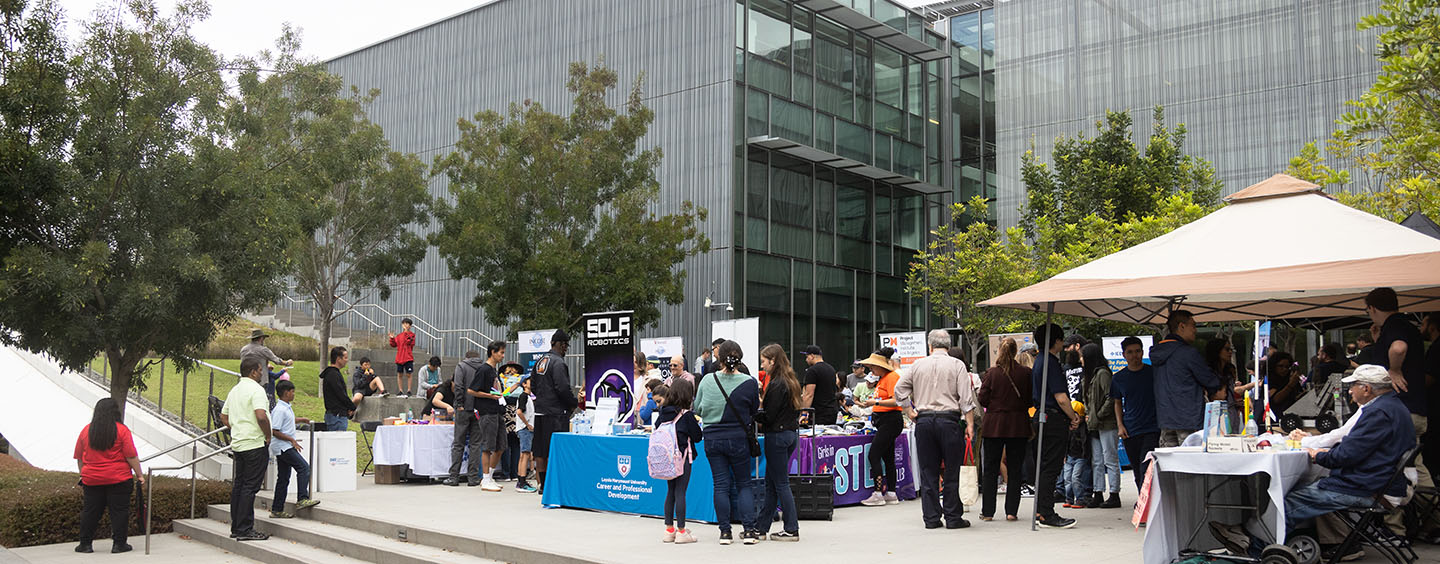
[789,408,835,520]
[959,436,981,507]
[716,376,761,457]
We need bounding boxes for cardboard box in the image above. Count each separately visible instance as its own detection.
[383,416,403,426]
[374,464,407,485]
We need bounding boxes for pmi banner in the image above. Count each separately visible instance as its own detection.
[583,311,636,425]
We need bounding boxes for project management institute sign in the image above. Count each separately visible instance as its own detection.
[584,311,636,425]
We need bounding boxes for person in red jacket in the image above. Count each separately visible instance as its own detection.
[389,318,417,397]
[73,398,144,554]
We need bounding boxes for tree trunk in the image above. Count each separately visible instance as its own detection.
[106,349,140,418]
[318,299,335,369]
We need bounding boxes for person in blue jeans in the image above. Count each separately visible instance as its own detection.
[269,380,320,517]
[693,340,761,545]
[756,344,801,541]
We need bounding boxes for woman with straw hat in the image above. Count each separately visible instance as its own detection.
[856,347,903,506]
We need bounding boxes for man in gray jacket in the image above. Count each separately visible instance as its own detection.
[444,351,487,487]
[1150,310,1220,447]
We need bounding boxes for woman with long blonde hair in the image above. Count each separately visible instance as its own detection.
[755,344,802,541]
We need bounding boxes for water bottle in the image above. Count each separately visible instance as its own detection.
[407,407,414,422]
[1243,418,1258,437]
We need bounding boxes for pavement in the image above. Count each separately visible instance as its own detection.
[10,533,258,563]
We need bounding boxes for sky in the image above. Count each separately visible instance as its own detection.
[57,0,931,62]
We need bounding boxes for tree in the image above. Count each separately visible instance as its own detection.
[1020,107,1221,251]
[432,61,710,334]
[912,108,1221,365]
[234,33,433,361]
[0,0,297,415]
[906,198,1037,370]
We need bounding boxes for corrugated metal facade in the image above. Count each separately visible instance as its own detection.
[323,0,735,358]
[991,0,1382,227]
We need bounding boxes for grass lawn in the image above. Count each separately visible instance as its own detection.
[88,357,374,475]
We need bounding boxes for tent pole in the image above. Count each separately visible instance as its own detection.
[1031,302,1055,532]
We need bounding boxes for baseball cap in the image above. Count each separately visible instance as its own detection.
[1019,341,1038,353]
[1341,364,1390,385]
[551,328,571,343]
[802,344,823,356]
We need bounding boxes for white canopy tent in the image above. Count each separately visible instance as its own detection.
[979,174,1440,323]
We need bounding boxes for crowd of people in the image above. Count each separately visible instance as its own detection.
[70,286,1439,555]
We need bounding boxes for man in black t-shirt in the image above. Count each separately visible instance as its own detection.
[473,341,508,492]
[1365,287,1431,504]
[800,345,839,425]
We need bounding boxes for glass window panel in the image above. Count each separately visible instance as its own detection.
[874,133,891,171]
[747,0,790,62]
[897,192,924,250]
[980,8,995,71]
[793,9,812,71]
[816,168,836,264]
[857,272,873,343]
[748,54,790,97]
[949,12,981,75]
[746,253,790,311]
[794,72,812,105]
[794,262,813,350]
[908,112,924,143]
[771,97,812,145]
[770,154,812,260]
[897,141,923,180]
[875,103,902,136]
[816,113,835,153]
[815,265,854,362]
[735,0,745,49]
[747,88,769,138]
[876,275,908,331]
[875,185,892,276]
[906,60,922,115]
[747,155,769,250]
[836,173,872,271]
[873,1,906,33]
[835,119,871,163]
[874,44,903,109]
[735,250,746,311]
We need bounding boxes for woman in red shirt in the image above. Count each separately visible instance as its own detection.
[73,398,143,554]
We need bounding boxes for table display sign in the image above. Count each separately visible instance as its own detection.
[584,311,636,424]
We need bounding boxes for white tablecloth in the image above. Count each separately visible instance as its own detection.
[1142,448,1312,564]
[371,424,462,477]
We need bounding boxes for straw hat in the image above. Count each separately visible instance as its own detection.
[857,353,897,374]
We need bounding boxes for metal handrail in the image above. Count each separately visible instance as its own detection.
[191,359,240,377]
[275,291,495,355]
[138,427,230,464]
[144,432,232,555]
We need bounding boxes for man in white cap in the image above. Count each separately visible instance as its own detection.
[1211,365,1415,560]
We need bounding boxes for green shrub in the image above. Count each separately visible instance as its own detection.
[0,455,229,548]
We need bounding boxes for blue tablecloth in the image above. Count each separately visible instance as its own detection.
[541,433,749,523]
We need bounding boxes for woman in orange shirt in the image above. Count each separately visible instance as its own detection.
[856,347,902,507]
[73,398,144,554]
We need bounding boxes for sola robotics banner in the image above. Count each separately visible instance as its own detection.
[583,311,636,425]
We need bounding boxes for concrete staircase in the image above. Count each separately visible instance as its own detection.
[173,492,595,564]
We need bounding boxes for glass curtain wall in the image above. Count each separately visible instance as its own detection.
[949,7,998,221]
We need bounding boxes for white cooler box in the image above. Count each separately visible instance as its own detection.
[313,430,357,492]
[264,435,317,495]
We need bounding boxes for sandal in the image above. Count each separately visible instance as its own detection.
[1006,515,1018,521]
[979,515,994,521]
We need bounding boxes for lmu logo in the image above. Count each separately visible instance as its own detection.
[617,455,632,478]
[588,317,631,338]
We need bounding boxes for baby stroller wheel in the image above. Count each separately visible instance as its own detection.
[1285,534,1320,564]
[1260,544,1299,564]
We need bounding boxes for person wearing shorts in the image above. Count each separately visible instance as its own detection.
[529,329,577,494]
[388,318,416,397]
[474,341,508,491]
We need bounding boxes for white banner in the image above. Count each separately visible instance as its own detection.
[711,318,760,375]
[639,337,684,360]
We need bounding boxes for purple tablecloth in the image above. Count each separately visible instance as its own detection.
[788,431,918,505]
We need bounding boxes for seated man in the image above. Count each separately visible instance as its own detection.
[1211,365,1415,560]
[351,357,387,405]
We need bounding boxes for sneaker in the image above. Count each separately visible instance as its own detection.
[1036,514,1077,529]
[296,498,320,510]
[718,531,733,545]
[884,492,900,505]
[1019,484,1036,498]
[111,543,132,554]
[1207,521,1249,555]
[997,483,1007,494]
[769,531,799,542]
[467,480,481,487]
[675,530,697,544]
[860,492,887,506]
[663,528,676,543]
[1101,493,1121,509]
[516,482,537,493]
[742,530,760,545]
[234,531,270,541]
[443,477,459,487]
[481,479,503,492]
[269,510,294,519]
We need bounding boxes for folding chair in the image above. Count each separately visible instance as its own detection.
[1326,445,1419,564]
[359,420,381,476]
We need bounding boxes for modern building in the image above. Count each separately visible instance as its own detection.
[324,0,968,363]
[922,0,1383,227]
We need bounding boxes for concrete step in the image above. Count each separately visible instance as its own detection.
[172,517,369,564]
[255,491,598,564]
[204,504,501,564]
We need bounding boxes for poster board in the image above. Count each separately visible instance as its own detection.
[986,332,1034,367]
[879,332,927,369]
[511,328,557,393]
[583,311,637,425]
[1101,335,1154,373]
[711,318,759,375]
[640,337,684,364]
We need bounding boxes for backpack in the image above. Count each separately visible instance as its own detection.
[647,410,691,480]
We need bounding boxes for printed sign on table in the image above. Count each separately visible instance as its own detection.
[584,311,637,424]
